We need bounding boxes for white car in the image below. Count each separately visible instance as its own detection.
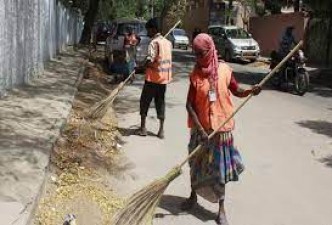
[168,28,190,50]
[208,25,260,62]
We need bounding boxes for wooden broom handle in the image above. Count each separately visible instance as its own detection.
[179,41,304,168]
[164,20,182,38]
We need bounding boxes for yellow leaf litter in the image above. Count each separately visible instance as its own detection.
[34,54,124,225]
[35,166,123,225]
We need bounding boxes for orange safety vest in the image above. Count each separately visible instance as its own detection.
[146,37,172,84]
[188,62,235,132]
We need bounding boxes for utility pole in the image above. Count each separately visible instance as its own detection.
[151,0,154,18]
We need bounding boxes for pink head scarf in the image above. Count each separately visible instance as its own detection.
[192,33,219,89]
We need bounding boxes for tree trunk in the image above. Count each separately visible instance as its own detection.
[229,0,234,24]
[80,0,101,44]
[136,0,145,18]
[160,0,177,32]
[293,0,300,12]
[326,18,332,66]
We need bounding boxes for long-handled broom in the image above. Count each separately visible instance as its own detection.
[111,41,304,225]
[86,20,182,119]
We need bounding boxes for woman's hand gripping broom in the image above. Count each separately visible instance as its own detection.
[110,41,304,225]
[86,20,182,120]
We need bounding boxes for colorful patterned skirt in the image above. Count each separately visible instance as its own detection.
[188,129,244,203]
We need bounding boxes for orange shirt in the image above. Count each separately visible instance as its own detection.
[187,62,235,132]
[145,34,172,84]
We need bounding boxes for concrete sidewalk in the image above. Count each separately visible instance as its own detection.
[0,49,86,225]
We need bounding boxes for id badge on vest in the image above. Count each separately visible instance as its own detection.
[208,89,217,102]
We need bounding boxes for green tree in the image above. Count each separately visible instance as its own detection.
[303,0,331,12]
[293,0,300,11]
[265,0,282,14]
[304,0,332,65]
[62,0,183,44]
[161,0,188,31]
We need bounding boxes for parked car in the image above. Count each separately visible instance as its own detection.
[93,21,112,44]
[168,28,190,50]
[105,18,150,70]
[208,25,260,62]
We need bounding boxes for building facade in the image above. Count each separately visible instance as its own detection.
[182,0,247,41]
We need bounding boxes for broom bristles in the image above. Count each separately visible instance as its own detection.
[87,90,118,119]
[111,167,181,225]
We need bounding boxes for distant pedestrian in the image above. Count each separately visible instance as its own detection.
[124,27,140,81]
[182,33,261,225]
[138,18,173,139]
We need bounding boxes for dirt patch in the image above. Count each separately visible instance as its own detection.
[247,60,270,69]
[34,52,124,225]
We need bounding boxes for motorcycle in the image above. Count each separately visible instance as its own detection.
[270,49,310,96]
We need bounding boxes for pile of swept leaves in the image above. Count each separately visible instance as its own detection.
[35,51,124,225]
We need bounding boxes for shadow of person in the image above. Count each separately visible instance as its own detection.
[319,155,332,169]
[117,125,156,137]
[297,120,332,138]
[155,195,217,222]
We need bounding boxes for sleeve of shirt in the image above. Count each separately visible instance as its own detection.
[147,41,158,62]
[187,80,196,104]
[228,73,239,93]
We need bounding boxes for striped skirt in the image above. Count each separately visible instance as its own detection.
[188,129,244,203]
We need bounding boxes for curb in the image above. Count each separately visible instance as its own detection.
[26,56,88,225]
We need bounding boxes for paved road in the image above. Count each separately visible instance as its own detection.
[112,49,332,225]
[0,50,85,225]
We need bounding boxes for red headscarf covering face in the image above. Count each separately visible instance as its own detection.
[192,33,219,89]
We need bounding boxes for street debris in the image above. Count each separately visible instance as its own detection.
[34,50,124,225]
[35,166,123,225]
[63,214,77,225]
[247,60,270,68]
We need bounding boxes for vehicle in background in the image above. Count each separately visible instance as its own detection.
[208,25,260,62]
[168,28,190,50]
[105,18,150,70]
[270,49,309,96]
[93,21,112,45]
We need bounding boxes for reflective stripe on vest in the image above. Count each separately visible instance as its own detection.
[146,37,172,84]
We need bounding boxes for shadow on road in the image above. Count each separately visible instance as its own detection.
[155,195,216,222]
[308,86,332,98]
[319,155,332,169]
[310,69,332,89]
[173,50,196,63]
[296,120,332,138]
[233,71,266,86]
[0,50,85,154]
[114,89,182,115]
[117,126,157,138]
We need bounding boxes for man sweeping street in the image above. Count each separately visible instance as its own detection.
[138,18,173,139]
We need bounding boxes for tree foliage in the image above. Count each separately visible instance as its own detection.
[303,0,332,15]
[75,0,184,44]
[161,0,188,30]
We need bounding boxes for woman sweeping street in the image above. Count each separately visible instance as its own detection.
[183,33,261,225]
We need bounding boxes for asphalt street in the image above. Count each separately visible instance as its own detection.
[112,49,332,225]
